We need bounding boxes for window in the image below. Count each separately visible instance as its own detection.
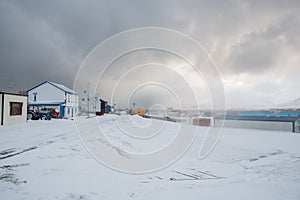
[67,107,70,114]
[33,92,37,101]
[10,102,23,116]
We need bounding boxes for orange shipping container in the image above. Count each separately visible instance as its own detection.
[131,108,146,116]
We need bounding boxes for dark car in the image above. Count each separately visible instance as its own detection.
[27,110,52,120]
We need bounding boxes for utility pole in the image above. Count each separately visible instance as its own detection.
[87,83,90,117]
[83,83,90,118]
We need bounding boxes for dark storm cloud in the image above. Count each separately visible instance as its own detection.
[0,0,179,92]
[0,0,83,90]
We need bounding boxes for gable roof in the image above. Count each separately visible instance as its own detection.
[27,81,77,94]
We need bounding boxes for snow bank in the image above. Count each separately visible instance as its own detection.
[1,115,300,200]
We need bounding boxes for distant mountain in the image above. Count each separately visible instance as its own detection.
[277,97,300,108]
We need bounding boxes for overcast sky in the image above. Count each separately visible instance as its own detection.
[0,0,299,109]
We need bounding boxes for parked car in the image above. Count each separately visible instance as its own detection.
[27,110,52,120]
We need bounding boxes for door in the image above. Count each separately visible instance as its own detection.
[60,106,65,118]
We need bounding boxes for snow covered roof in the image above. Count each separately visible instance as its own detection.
[27,81,77,94]
[0,91,28,97]
[215,115,299,122]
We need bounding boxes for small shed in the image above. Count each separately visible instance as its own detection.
[106,104,112,113]
[193,117,213,127]
[0,92,28,125]
[100,99,107,113]
[214,115,300,133]
[131,108,146,116]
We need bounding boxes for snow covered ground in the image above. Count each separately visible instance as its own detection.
[1,114,300,200]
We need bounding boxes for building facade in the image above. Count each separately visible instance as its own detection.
[214,115,300,133]
[27,81,79,118]
[0,92,28,125]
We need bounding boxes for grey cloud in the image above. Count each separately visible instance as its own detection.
[226,33,279,73]
[223,9,300,74]
[0,0,299,108]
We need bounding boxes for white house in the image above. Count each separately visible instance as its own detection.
[27,81,79,118]
[0,92,28,125]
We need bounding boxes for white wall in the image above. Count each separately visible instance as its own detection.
[295,120,300,133]
[65,94,79,118]
[3,94,27,125]
[28,82,65,102]
[65,94,79,107]
[214,119,294,132]
[0,94,2,125]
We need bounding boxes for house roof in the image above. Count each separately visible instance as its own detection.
[100,99,107,103]
[0,91,28,97]
[238,111,300,117]
[215,115,299,122]
[27,81,77,94]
